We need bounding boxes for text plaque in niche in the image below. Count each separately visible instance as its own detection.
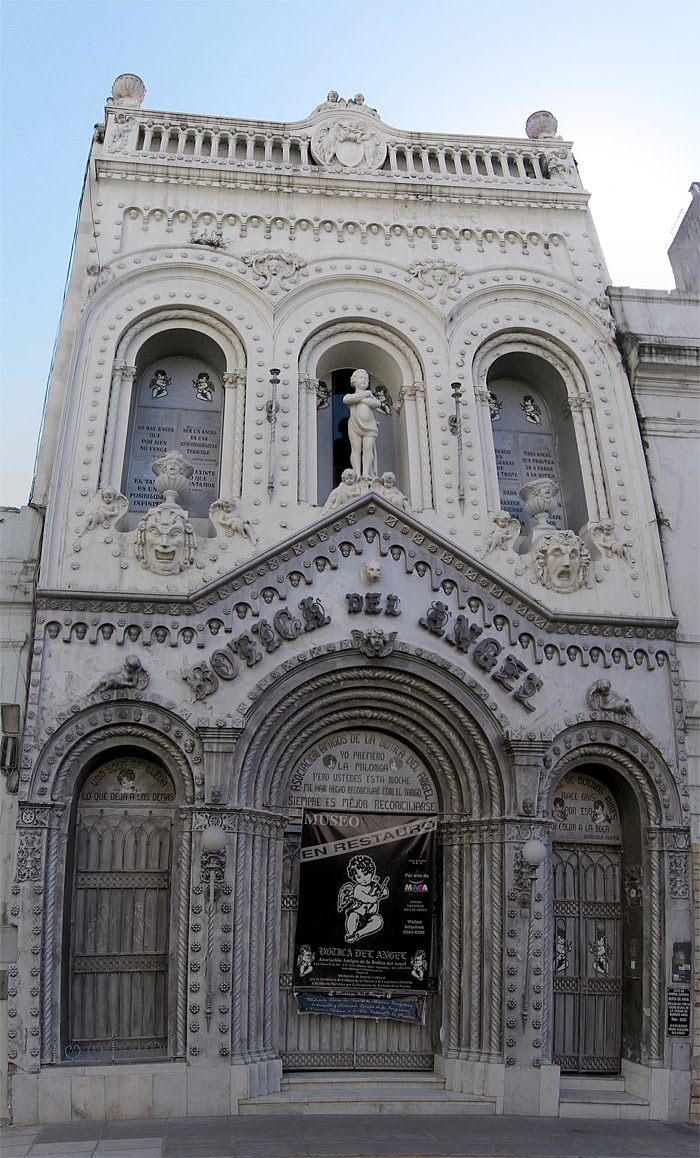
[493,429,565,530]
[80,757,175,804]
[123,356,223,518]
[286,731,437,813]
[550,772,621,842]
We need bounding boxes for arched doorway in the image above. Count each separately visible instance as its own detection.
[550,770,623,1073]
[279,729,439,1070]
[64,756,177,1062]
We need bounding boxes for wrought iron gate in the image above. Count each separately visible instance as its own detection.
[552,843,622,1073]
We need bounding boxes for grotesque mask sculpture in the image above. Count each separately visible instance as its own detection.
[534,530,590,593]
[136,502,196,575]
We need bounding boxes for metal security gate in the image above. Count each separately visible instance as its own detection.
[552,843,622,1073]
[66,759,174,1061]
[279,824,437,1070]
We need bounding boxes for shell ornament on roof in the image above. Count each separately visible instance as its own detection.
[109,73,146,108]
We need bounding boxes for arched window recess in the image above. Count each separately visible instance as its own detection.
[100,312,247,530]
[472,334,610,542]
[298,323,434,511]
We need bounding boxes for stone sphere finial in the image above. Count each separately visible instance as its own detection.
[525,110,558,139]
[110,73,146,108]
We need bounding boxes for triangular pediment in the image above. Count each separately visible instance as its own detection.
[182,494,675,644]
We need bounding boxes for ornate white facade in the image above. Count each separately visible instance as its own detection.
[2,76,696,1124]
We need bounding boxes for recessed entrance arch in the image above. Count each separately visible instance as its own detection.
[233,655,508,1076]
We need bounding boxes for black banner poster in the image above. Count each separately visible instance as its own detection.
[293,810,436,1005]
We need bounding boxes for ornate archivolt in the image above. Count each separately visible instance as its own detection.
[297,320,433,510]
[233,659,506,816]
[101,308,248,501]
[29,702,199,805]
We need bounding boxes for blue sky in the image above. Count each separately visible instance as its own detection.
[1,0,698,507]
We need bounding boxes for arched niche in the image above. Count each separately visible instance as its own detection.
[298,324,433,511]
[472,333,609,532]
[102,311,247,528]
[121,330,226,523]
[486,352,587,533]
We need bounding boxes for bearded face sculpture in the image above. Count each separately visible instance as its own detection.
[136,502,196,575]
[534,530,590,593]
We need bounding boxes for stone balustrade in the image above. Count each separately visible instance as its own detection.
[107,113,578,191]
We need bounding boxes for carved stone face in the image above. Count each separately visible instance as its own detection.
[361,560,382,583]
[136,503,194,575]
[536,531,589,593]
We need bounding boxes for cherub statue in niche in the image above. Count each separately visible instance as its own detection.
[208,497,258,545]
[78,487,128,536]
[343,369,383,478]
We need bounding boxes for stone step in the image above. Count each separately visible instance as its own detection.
[240,1077,497,1116]
[559,1077,649,1120]
[283,1069,441,1085]
[560,1074,627,1092]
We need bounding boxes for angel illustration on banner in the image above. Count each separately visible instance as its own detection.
[337,854,390,943]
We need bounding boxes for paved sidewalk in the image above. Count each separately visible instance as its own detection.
[1,1114,698,1158]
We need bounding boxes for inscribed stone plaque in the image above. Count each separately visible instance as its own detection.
[489,378,565,530]
[123,356,223,517]
[286,731,437,813]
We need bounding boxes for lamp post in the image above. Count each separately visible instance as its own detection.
[521,837,547,1031]
[201,825,227,1031]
